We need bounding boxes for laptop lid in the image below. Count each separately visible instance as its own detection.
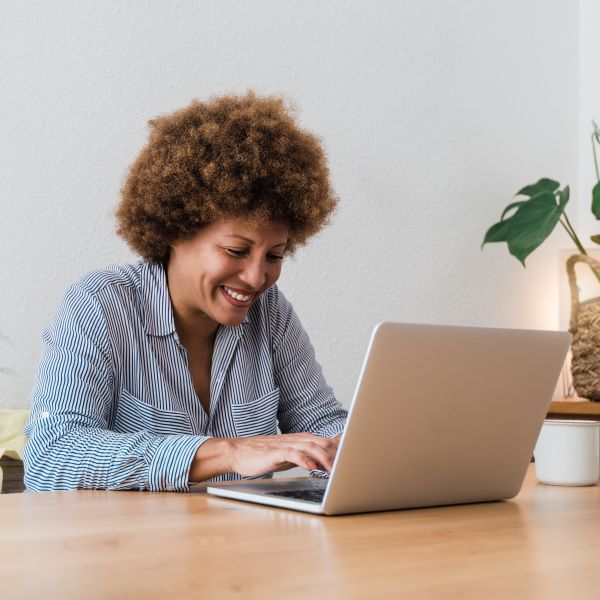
[321,322,571,514]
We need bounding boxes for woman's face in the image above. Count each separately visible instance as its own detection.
[167,217,289,330]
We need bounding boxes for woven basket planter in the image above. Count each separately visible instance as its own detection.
[567,254,600,401]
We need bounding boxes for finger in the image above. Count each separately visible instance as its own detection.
[286,449,321,472]
[286,437,338,470]
[297,441,335,472]
[266,440,330,472]
[255,434,338,470]
[293,433,339,452]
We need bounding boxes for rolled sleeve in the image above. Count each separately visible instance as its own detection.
[147,434,212,492]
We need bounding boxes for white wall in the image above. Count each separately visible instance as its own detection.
[578,0,600,243]
[0,0,579,408]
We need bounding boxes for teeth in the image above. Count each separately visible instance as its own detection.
[224,286,251,302]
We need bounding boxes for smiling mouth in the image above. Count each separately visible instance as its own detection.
[220,286,254,306]
[222,286,253,301]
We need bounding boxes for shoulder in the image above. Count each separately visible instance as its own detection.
[45,262,164,352]
[252,284,300,348]
[68,262,144,299]
[63,262,153,310]
[255,283,293,321]
[57,262,149,328]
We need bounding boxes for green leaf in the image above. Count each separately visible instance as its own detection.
[592,181,600,219]
[482,219,512,248]
[591,234,600,245]
[506,191,565,265]
[500,201,526,221]
[516,178,560,198]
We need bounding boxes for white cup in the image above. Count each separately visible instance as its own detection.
[534,419,600,486]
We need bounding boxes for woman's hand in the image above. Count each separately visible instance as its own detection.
[189,433,341,482]
[228,432,341,477]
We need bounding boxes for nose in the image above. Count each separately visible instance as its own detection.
[240,256,267,290]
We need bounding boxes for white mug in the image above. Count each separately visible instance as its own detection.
[534,419,600,486]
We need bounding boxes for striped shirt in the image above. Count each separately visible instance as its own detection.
[23,261,347,492]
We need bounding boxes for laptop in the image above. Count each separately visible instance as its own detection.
[207,322,571,515]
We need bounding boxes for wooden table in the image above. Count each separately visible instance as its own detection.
[1,466,599,599]
[548,397,600,420]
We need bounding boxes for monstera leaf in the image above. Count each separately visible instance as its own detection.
[482,179,569,265]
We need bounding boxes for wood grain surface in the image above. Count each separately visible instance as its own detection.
[1,466,599,599]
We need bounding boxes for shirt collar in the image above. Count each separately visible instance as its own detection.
[139,261,176,337]
[138,261,250,338]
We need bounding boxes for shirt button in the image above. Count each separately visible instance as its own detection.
[166,484,174,491]
[41,411,50,419]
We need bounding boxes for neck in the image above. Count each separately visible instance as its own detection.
[172,309,219,351]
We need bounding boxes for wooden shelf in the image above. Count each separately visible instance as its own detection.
[547,397,600,420]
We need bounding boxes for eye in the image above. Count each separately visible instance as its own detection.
[224,247,248,258]
[267,254,284,262]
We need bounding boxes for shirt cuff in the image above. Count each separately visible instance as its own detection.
[147,434,211,492]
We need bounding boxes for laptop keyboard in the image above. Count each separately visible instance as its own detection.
[266,488,326,503]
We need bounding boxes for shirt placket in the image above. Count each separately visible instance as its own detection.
[209,325,245,426]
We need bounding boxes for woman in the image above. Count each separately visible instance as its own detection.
[23,91,347,492]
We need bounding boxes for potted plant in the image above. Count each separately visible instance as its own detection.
[482,122,600,401]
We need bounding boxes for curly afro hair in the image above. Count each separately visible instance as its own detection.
[116,91,338,264]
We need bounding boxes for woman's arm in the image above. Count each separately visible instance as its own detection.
[269,286,348,438]
[24,282,208,492]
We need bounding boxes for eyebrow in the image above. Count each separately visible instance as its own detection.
[224,234,287,249]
